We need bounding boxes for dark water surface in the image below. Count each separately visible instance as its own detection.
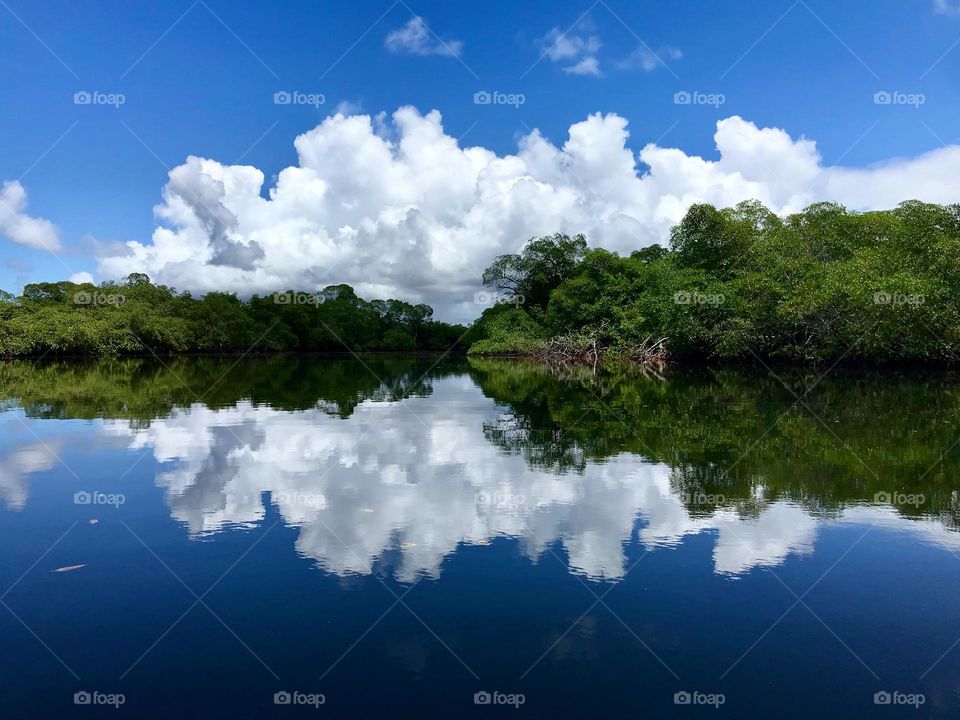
[2,356,960,718]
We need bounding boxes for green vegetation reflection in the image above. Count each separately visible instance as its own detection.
[1,356,958,529]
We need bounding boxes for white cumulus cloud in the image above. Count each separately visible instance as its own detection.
[539,24,602,75]
[564,56,601,76]
[385,16,462,57]
[96,108,960,321]
[0,181,61,251]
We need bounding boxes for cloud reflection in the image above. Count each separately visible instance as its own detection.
[4,375,957,580]
[0,439,58,510]
[92,376,943,582]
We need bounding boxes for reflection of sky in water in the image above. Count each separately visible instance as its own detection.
[3,375,960,582]
[0,439,57,510]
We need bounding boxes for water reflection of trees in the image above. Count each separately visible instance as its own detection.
[2,355,959,528]
[469,358,960,528]
[0,355,467,422]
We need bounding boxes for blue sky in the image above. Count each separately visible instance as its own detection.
[2,0,960,317]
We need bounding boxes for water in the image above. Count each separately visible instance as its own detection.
[1,356,959,718]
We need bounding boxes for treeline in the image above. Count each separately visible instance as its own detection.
[469,200,960,363]
[0,275,468,357]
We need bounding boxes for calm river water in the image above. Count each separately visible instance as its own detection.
[1,356,958,717]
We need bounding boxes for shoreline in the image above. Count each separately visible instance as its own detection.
[3,348,960,370]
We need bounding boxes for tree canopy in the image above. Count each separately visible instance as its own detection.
[470,200,960,364]
[481,233,587,315]
[0,275,468,357]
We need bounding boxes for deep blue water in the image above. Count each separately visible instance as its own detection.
[1,356,959,717]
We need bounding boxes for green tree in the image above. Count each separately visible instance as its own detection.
[482,233,588,315]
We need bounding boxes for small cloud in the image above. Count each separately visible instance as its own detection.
[385,17,463,57]
[540,25,601,62]
[333,100,363,116]
[69,271,94,284]
[934,0,960,14]
[617,45,682,71]
[0,181,61,251]
[564,56,601,77]
[538,21,602,77]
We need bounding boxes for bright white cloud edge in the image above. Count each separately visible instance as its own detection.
[95,108,960,322]
[0,181,61,252]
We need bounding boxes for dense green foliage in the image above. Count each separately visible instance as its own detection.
[481,232,587,318]
[469,200,960,363]
[0,276,467,357]
[465,305,546,355]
